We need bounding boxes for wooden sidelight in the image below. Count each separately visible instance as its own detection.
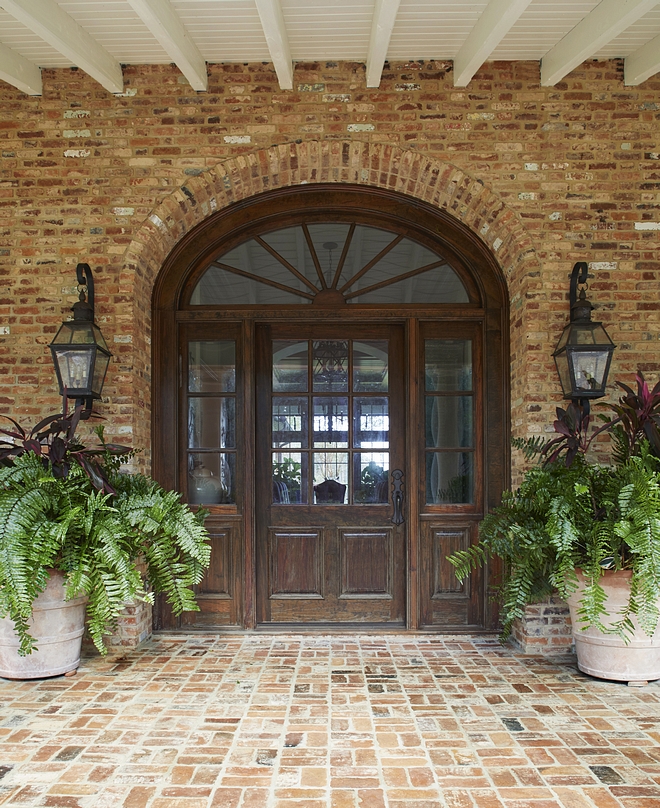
[152,185,508,633]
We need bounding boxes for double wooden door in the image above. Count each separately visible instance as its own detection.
[255,324,406,625]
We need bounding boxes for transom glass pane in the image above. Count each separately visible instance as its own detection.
[190,223,469,306]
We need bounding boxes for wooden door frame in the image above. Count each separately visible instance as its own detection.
[152,184,509,632]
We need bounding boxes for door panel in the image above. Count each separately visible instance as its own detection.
[256,324,406,626]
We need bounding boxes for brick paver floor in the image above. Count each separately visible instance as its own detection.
[1,634,660,807]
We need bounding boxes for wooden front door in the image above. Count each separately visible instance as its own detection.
[154,184,510,634]
[255,323,406,626]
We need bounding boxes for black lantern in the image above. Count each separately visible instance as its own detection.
[552,262,615,406]
[49,263,112,419]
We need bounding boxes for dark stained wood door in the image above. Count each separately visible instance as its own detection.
[256,323,406,626]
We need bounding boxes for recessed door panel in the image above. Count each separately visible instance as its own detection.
[340,529,392,598]
[269,529,323,598]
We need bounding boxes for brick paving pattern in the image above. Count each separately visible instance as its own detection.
[1,634,660,807]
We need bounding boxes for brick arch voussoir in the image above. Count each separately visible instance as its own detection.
[124,140,540,313]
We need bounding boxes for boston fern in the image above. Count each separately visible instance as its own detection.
[0,408,210,656]
[449,371,660,642]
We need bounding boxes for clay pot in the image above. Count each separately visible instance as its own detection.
[566,569,660,685]
[0,570,87,680]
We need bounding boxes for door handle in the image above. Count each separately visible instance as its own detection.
[391,469,404,525]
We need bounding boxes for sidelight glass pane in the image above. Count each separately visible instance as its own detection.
[188,398,236,449]
[313,397,349,447]
[273,341,308,392]
[272,452,308,504]
[353,340,388,391]
[188,453,235,504]
[188,340,235,393]
[353,397,389,448]
[353,453,389,503]
[425,340,472,391]
[313,453,349,503]
[425,396,473,448]
[313,340,348,392]
[426,452,473,505]
[272,397,308,448]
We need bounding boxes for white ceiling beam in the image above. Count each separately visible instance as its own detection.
[624,33,660,84]
[541,0,659,86]
[0,40,41,95]
[0,0,123,93]
[254,0,293,90]
[366,0,401,88]
[453,0,533,87]
[126,0,207,91]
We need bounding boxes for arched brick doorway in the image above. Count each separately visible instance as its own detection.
[153,184,508,632]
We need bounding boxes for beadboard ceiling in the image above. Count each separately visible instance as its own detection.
[0,0,659,97]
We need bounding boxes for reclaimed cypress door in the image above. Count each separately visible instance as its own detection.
[255,323,406,626]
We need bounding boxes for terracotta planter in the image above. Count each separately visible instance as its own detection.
[0,570,87,680]
[566,569,660,685]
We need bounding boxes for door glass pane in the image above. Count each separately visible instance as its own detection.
[353,398,389,448]
[188,453,235,504]
[354,453,389,503]
[272,398,308,448]
[313,397,349,447]
[189,340,235,393]
[273,341,308,392]
[425,396,473,448]
[313,453,348,503]
[313,340,348,392]
[188,398,236,448]
[425,340,472,391]
[272,452,308,504]
[426,452,473,504]
[353,340,388,391]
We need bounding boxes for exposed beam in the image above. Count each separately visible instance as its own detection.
[254,0,293,90]
[625,33,660,84]
[541,0,659,86]
[0,0,123,93]
[366,0,401,88]
[126,0,207,91]
[0,40,41,94]
[453,0,533,87]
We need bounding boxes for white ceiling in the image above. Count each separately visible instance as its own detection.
[0,0,659,96]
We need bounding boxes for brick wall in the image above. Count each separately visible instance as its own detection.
[1,59,659,648]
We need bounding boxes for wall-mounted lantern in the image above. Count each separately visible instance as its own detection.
[49,263,112,419]
[552,262,615,409]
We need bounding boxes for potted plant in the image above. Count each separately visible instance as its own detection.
[449,372,660,684]
[0,406,211,679]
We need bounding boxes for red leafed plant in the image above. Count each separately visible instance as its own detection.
[0,402,131,494]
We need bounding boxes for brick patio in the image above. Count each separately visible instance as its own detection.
[1,633,660,807]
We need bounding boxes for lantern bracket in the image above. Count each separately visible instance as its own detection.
[569,261,588,310]
[76,262,94,313]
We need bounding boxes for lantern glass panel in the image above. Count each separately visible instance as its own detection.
[56,348,94,391]
[569,349,609,393]
[92,351,111,396]
[554,351,572,397]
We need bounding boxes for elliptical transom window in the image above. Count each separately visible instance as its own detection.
[190,222,469,306]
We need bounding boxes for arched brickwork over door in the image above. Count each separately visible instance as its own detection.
[152,183,510,633]
[123,141,539,459]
